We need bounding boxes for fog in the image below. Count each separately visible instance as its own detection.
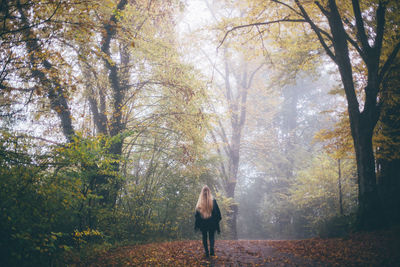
[179,0,357,239]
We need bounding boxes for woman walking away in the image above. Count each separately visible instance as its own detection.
[195,185,222,258]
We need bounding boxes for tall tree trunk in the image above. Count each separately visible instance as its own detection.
[226,178,238,240]
[227,129,242,240]
[17,0,75,142]
[323,0,385,230]
[280,84,300,235]
[214,51,262,239]
[338,159,343,215]
[87,0,128,206]
[378,158,400,225]
[353,123,383,229]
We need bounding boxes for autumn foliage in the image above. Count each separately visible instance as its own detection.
[269,229,400,267]
[75,229,400,266]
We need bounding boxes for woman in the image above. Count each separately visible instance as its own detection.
[194,185,222,257]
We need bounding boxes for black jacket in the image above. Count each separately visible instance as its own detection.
[194,199,222,232]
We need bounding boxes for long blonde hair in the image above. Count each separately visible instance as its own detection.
[196,185,214,219]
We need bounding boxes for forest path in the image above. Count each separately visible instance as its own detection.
[89,230,399,266]
[197,240,326,266]
[92,240,327,266]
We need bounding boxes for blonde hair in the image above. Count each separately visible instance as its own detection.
[196,185,214,219]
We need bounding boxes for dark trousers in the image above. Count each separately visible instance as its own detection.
[201,230,215,255]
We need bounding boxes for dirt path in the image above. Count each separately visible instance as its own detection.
[193,240,328,266]
[91,240,329,266]
[89,231,400,266]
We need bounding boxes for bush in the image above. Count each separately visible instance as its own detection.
[0,131,217,265]
[317,214,355,238]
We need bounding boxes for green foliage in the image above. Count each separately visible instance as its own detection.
[0,131,125,265]
[289,153,358,236]
[0,132,70,266]
[0,129,218,265]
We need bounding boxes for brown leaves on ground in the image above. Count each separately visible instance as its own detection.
[269,229,400,267]
[91,241,206,266]
[83,240,317,267]
[81,229,400,266]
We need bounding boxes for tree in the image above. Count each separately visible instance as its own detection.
[1,0,79,141]
[221,0,400,230]
[375,56,400,226]
[186,0,268,239]
[77,0,208,206]
[211,50,263,240]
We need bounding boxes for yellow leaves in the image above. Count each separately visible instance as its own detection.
[315,131,354,160]
[74,228,102,238]
[73,228,103,245]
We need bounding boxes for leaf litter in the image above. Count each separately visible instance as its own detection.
[81,229,400,266]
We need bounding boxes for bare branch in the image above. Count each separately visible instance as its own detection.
[295,0,336,62]
[351,0,371,53]
[218,17,306,49]
[373,0,386,57]
[314,1,330,17]
[271,0,303,16]
[0,0,62,37]
[345,32,366,62]
[200,47,225,79]
[246,63,264,90]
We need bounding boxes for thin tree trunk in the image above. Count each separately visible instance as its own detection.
[338,158,343,215]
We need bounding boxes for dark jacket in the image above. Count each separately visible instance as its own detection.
[194,199,222,233]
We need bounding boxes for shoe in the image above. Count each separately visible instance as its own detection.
[210,249,214,256]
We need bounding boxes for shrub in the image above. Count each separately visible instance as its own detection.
[317,214,356,238]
